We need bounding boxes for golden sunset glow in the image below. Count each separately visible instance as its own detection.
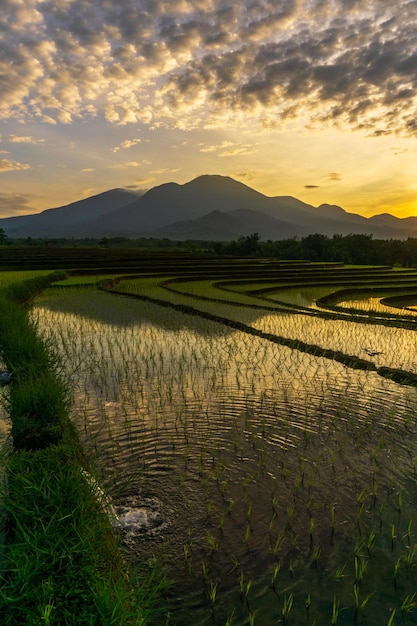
[1,0,417,219]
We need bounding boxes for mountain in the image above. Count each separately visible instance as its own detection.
[152,208,309,241]
[1,174,417,240]
[79,175,277,235]
[0,189,142,238]
[153,210,240,241]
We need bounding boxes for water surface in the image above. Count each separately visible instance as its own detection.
[32,288,417,625]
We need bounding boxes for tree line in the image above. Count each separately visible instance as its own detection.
[2,228,417,266]
[211,233,417,266]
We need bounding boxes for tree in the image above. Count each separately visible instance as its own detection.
[235,232,261,256]
[301,233,331,261]
[0,228,8,245]
[98,237,109,249]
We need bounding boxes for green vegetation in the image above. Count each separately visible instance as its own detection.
[2,231,417,267]
[0,272,159,624]
[0,271,52,287]
[213,232,417,265]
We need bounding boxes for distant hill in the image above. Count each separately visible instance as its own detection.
[152,208,309,241]
[0,189,142,238]
[1,175,417,240]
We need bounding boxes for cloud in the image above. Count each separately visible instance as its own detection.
[305,173,341,189]
[9,135,45,144]
[233,171,257,182]
[0,192,38,216]
[1,1,417,136]
[81,187,96,197]
[112,138,142,152]
[125,184,149,191]
[199,144,218,153]
[132,176,156,187]
[199,140,255,156]
[150,167,180,174]
[219,144,255,157]
[0,159,31,172]
[113,161,142,168]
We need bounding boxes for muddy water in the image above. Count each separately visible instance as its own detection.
[32,289,417,625]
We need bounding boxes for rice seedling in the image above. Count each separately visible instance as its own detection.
[224,609,236,625]
[335,563,346,582]
[209,580,217,605]
[281,594,293,624]
[206,529,218,552]
[331,595,341,625]
[400,592,417,616]
[404,519,413,546]
[354,555,368,585]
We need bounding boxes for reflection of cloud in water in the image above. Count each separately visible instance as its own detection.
[35,287,263,335]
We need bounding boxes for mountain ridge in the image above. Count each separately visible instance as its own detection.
[1,174,416,240]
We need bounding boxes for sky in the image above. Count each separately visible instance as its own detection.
[1,0,417,219]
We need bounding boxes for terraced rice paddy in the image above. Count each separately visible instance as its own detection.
[30,260,417,624]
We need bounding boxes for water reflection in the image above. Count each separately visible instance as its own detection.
[32,289,417,625]
[252,312,417,371]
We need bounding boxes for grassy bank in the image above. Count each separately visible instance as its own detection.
[0,272,156,624]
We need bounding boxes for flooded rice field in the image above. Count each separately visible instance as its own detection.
[251,312,417,371]
[31,288,417,625]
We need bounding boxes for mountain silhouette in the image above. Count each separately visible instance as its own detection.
[0,189,142,238]
[1,174,416,240]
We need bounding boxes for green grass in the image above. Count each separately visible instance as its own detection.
[0,447,152,625]
[0,272,161,624]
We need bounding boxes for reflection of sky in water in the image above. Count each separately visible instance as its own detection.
[110,277,417,372]
[252,311,417,371]
[338,296,417,316]
[261,286,341,309]
[31,288,417,625]
[31,289,417,486]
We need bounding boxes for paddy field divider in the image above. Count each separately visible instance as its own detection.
[0,272,158,625]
